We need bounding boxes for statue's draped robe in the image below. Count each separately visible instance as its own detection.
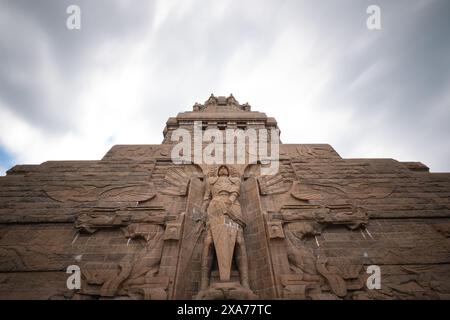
[204,176,245,281]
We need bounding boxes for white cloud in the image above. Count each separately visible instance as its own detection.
[0,104,108,163]
[0,0,449,172]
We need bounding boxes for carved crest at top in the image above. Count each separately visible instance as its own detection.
[193,94,251,112]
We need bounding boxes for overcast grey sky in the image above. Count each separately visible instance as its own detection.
[0,0,449,175]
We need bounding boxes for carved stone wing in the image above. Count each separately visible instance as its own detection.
[257,173,291,195]
[44,183,156,203]
[160,167,192,196]
[305,182,395,200]
[290,182,323,201]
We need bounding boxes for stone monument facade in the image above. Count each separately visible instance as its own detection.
[0,94,449,299]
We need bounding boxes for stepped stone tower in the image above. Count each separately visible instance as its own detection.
[1,94,450,300]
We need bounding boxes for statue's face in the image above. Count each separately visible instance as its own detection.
[218,166,229,176]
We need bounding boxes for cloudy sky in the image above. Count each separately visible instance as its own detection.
[0,0,449,175]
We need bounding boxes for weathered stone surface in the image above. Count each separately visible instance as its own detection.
[0,94,449,300]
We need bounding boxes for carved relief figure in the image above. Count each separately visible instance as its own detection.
[199,165,250,292]
[283,220,367,299]
[100,224,165,298]
[74,208,170,299]
[284,222,321,282]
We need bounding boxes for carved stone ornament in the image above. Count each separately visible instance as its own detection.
[1,95,449,300]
